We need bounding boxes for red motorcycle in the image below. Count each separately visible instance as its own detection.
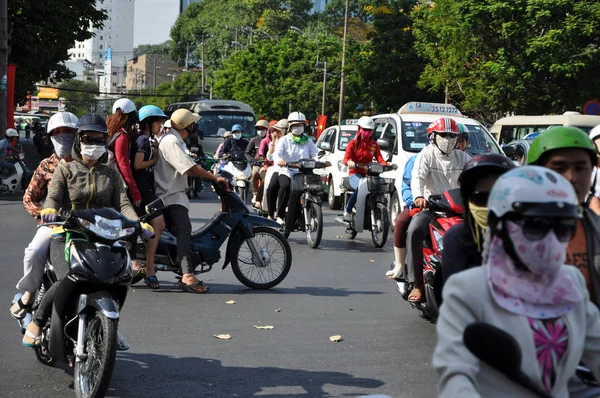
[393,188,464,322]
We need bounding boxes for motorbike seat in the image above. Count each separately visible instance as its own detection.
[341,177,355,192]
[191,212,228,239]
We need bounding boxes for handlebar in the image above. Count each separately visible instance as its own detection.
[286,159,330,169]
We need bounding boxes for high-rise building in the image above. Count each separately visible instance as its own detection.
[67,0,135,95]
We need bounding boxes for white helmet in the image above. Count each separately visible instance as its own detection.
[590,124,600,141]
[47,112,78,134]
[488,165,580,220]
[5,128,18,137]
[357,116,374,130]
[287,111,306,125]
[112,98,136,114]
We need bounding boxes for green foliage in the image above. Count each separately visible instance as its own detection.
[58,80,99,117]
[8,0,106,103]
[134,41,172,57]
[129,72,204,110]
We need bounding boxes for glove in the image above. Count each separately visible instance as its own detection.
[140,222,155,240]
[40,208,58,223]
[347,160,355,169]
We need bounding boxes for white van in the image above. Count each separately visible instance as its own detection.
[491,113,600,144]
[372,102,501,228]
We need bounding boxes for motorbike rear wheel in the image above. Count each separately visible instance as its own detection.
[371,203,389,248]
[34,323,55,367]
[306,202,323,249]
[74,312,118,398]
[231,226,292,289]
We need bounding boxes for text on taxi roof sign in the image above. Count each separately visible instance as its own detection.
[341,119,359,125]
[398,102,463,116]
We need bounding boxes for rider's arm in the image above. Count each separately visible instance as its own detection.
[133,138,158,170]
[244,139,255,162]
[273,137,286,164]
[23,157,53,219]
[401,157,415,208]
[214,143,223,159]
[114,134,141,203]
[309,139,320,160]
[410,149,430,202]
[342,140,356,167]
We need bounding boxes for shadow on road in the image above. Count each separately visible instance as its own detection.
[109,352,385,397]
[288,237,390,253]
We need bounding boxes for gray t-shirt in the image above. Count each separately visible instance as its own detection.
[154,130,196,208]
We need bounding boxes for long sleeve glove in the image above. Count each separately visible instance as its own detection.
[140,222,155,240]
[40,208,58,223]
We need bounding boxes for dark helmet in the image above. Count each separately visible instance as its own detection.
[77,113,108,134]
[459,154,516,201]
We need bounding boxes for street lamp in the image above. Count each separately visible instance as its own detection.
[289,26,304,35]
[231,41,247,50]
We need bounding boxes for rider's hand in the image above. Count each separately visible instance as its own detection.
[347,160,355,169]
[324,161,331,167]
[215,176,227,184]
[140,222,155,240]
[278,160,287,167]
[40,208,58,223]
[414,197,427,209]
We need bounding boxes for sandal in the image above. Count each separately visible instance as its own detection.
[408,287,424,303]
[144,275,160,290]
[10,292,34,320]
[177,280,209,294]
[22,329,41,348]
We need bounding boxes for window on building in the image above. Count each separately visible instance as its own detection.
[99,45,103,50]
[112,72,117,76]
[112,83,117,87]
[100,36,103,40]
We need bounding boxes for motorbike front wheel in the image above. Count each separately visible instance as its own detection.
[306,202,323,249]
[231,226,292,289]
[74,312,118,398]
[371,203,389,248]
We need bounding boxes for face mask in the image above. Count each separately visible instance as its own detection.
[80,144,106,161]
[257,129,266,138]
[506,220,567,277]
[233,133,242,140]
[50,134,75,159]
[435,134,458,154]
[361,129,373,140]
[469,203,488,229]
[291,126,304,136]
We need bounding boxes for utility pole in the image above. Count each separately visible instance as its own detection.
[337,0,349,124]
[0,0,7,138]
[152,56,157,94]
[201,35,205,94]
[185,44,189,70]
[321,61,327,115]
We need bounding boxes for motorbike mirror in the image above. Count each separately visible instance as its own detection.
[463,322,551,398]
[377,138,390,151]
[145,197,165,215]
[502,144,516,158]
[318,150,326,158]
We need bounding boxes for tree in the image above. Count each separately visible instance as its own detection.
[129,71,204,110]
[8,0,106,103]
[58,80,99,117]
[134,41,172,57]
[412,0,600,121]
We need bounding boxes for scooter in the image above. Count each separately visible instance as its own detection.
[281,159,329,249]
[16,208,140,398]
[0,152,32,193]
[393,188,464,322]
[334,163,397,248]
[221,156,252,204]
[134,177,293,289]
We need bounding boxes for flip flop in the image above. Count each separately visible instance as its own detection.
[408,288,424,303]
[177,280,209,294]
[22,330,41,348]
[10,296,34,320]
[144,275,160,290]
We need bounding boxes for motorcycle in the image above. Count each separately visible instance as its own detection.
[16,208,142,397]
[134,177,293,289]
[0,152,32,193]
[393,188,464,321]
[221,156,252,204]
[281,159,329,249]
[334,163,397,248]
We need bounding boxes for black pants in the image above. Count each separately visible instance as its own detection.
[266,171,280,218]
[276,175,292,218]
[406,210,436,284]
[163,204,194,275]
[34,239,70,326]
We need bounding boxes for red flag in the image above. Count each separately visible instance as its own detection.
[316,115,327,139]
[7,64,16,128]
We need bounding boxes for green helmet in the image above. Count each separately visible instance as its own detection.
[527,126,597,165]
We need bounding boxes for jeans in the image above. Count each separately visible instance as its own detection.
[405,210,436,284]
[0,160,15,174]
[344,174,364,213]
[17,226,52,293]
[163,204,194,275]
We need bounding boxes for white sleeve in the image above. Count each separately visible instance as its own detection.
[411,149,429,200]
[309,139,319,160]
[273,138,285,164]
[593,169,600,198]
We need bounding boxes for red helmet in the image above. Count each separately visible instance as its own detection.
[427,117,460,136]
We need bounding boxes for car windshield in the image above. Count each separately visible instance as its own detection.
[196,111,257,138]
[338,129,357,150]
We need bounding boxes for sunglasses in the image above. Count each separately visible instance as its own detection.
[508,216,578,243]
[470,191,490,207]
[80,135,107,145]
[436,132,456,138]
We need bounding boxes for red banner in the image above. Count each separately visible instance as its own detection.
[316,115,327,139]
[7,64,16,128]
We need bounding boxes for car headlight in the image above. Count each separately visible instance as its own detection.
[432,229,444,252]
[78,216,136,240]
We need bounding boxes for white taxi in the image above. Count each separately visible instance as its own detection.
[372,102,502,230]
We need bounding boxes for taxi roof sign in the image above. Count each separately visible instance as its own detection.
[398,102,463,117]
[340,119,359,125]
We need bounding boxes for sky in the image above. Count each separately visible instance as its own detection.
[134,0,180,47]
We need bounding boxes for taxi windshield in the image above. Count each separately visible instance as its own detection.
[338,129,357,150]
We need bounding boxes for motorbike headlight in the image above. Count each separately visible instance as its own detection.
[78,216,135,240]
[237,172,247,180]
[370,164,383,174]
[301,159,316,169]
[432,229,444,252]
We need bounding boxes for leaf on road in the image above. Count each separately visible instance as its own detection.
[253,325,274,329]
[275,308,281,312]
[225,300,236,304]
[214,334,232,340]
[330,335,343,342]
[369,259,375,263]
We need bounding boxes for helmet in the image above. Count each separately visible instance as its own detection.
[287,111,306,125]
[77,114,108,134]
[139,105,167,122]
[488,165,580,220]
[457,123,470,134]
[231,124,243,132]
[47,112,78,135]
[459,154,515,198]
[112,98,136,114]
[273,119,288,132]
[255,120,269,129]
[170,109,199,130]
[527,126,597,166]
[590,124,600,141]
[5,128,18,138]
[427,117,459,135]
[164,120,172,129]
[357,116,374,130]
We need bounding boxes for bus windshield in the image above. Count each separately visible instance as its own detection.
[197,111,257,138]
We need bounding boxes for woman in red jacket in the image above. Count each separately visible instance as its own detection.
[342,116,391,221]
[107,98,141,207]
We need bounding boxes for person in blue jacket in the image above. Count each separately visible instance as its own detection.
[386,154,417,279]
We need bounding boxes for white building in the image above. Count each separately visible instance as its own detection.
[67,0,135,96]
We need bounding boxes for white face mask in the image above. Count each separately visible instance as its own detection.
[291,126,304,136]
[257,129,267,138]
[233,133,242,140]
[80,144,106,160]
[435,134,458,154]
[51,134,76,159]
